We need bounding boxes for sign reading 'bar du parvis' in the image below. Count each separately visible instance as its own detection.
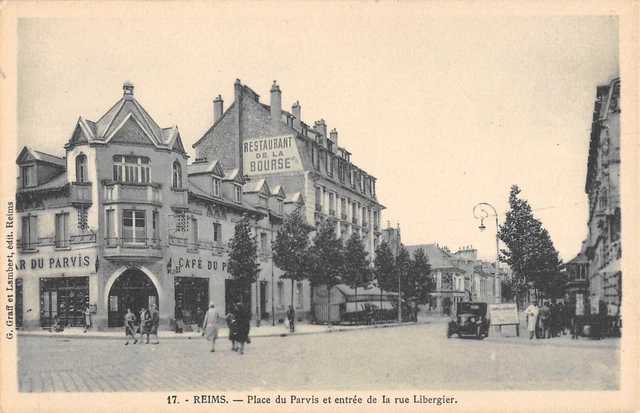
[489,303,519,326]
[243,135,302,175]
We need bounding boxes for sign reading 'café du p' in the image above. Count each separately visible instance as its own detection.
[243,135,302,175]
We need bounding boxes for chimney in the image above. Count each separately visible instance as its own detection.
[329,128,338,147]
[292,101,301,131]
[213,95,224,123]
[270,80,281,126]
[314,119,327,139]
[123,82,134,99]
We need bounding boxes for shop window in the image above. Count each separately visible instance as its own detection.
[123,210,146,244]
[75,154,88,183]
[55,213,69,248]
[172,161,183,189]
[212,177,221,197]
[40,277,89,327]
[21,165,37,188]
[174,277,209,325]
[21,215,38,250]
[112,155,150,183]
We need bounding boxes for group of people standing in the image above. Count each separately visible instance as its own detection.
[525,301,570,339]
[124,305,160,345]
[202,302,251,354]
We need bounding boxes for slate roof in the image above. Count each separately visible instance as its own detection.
[188,160,223,176]
[405,244,460,270]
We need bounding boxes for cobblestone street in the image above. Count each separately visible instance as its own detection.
[17,322,619,392]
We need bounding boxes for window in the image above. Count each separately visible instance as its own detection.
[55,213,69,248]
[315,186,323,211]
[312,145,320,170]
[234,185,242,203]
[329,193,335,216]
[123,210,146,244]
[189,218,198,250]
[277,281,284,307]
[296,282,303,308]
[338,161,344,182]
[172,161,182,188]
[328,156,334,177]
[371,180,376,198]
[21,165,37,188]
[213,223,222,245]
[212,178,221,197]
[75,155,88,183]
[359,174,366,193]
[260,232,268,254]
[349,169,355,188]
[21,215,38,250]
[152,211,160,246]
[373,210,379,230]
[112,156,150,183]
[352,202,358,225]
[362,207,368,227]
[341,198,347,220]
[106,209,115,246]
[277,199,284,215]
[259,196,269,208]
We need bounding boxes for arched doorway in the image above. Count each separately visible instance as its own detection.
[108,268,158,327]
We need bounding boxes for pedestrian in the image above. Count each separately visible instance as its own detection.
[50,315,64,332]
[83,305,92,333]
[139,307,151,344]
[124,308,137,345]
[175,302,184,334]
[525,301,539,340]
[539,301,551,339]
[202,302,220,353]
[149,304,160,345]
[286,305,295,333]
[195,307,205,333]
[234,303,251,355]
[226,307,237,351]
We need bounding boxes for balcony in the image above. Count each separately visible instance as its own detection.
[103,237,163,261]
[103,182,161,206]
[70,182,93,206]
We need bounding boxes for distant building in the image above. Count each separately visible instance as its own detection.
[566,77,621,318]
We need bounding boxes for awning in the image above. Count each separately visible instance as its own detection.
[344,301,394,313]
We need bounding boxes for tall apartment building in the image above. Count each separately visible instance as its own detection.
[193,80,385,259]
[566,77,621,319]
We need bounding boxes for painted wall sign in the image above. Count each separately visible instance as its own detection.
[176,257,228,273]
[243,135,302,175]
[489,303,519,325]
[16,254,92,271]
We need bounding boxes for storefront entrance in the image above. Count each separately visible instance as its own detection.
[40,277,89,327]
[108,268,158,327]
[174,277,209,324]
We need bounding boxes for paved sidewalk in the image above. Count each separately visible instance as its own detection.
[17,317,442,341]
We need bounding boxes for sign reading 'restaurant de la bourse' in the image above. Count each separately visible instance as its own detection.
[243,135,302,175]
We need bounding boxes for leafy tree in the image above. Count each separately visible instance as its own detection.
[374,241,396,318]
[498,185,565,302]
[273,208,312,307]
[227,214,261,304]
[342,232,373,323]
[407,247,433,305]
[308,220,344,326]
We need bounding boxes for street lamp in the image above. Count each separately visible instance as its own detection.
[473,203,501,304]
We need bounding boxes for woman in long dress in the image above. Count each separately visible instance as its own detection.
[234,303,251,355]
[202,302,220,352]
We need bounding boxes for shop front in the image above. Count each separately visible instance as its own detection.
[40,276,89,327]
[107,268,159,327]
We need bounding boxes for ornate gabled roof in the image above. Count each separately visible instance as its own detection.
[188,160,225,177]
[66,83,186,153]
[270,185,286,199]
[222,168,244,184]
[243,179,270,196]
[17,146,66,167]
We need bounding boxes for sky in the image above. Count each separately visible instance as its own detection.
[15,4,620,262]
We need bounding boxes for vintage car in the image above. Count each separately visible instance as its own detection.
[446,302,490,340]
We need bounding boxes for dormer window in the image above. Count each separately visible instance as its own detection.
[212,177,221,197]
[21,165,36,188]
[277,199,284,215]
[234,185,242,203]
[259,196,268,208]
[76,154,88,183]
[172,161,182,188]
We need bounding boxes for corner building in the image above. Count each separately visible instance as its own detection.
[193,80,385,259]
[15,83,304,331]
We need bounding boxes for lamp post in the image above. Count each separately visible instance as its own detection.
[473,203,501,304]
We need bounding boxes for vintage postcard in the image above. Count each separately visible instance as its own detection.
[0,1,638,412]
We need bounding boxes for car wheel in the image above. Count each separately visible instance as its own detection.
[476,325,484,340]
